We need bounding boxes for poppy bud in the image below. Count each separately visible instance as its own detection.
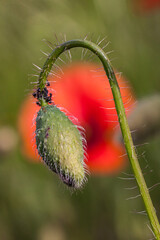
[36,104,86,189]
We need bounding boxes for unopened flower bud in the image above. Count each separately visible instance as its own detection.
[36,105,86,189]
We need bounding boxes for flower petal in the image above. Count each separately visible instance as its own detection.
[18,62,135,174]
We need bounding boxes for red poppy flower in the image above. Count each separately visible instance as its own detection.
[133,0,160,12]
[18,62,135,174]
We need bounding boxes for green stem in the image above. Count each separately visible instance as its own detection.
[38,39,160,239]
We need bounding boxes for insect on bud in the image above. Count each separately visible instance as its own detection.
[35,105,86,189]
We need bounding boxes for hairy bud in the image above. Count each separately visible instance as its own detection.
[35,105,86,189]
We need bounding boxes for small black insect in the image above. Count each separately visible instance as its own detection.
[46,81,50,86]
[36,101,41,106]
[32,92,37,98]
[33,84,53,105]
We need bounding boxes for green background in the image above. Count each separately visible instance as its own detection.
[0,0,160,239]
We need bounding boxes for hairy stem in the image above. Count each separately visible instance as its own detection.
[38,39,160,239]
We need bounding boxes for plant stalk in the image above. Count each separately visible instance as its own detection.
[38,39,160,239]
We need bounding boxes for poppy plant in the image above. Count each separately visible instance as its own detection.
[18,62,135,174]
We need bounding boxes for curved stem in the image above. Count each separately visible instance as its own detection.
[38,39,160,239]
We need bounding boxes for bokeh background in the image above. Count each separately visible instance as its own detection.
[0,0,160,239]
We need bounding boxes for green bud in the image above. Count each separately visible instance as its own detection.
[36,105,86,189]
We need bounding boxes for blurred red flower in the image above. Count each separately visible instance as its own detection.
[133,0,160,12]
[18,62,135,174]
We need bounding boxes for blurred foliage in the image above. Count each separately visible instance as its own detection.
[0,0,160,239]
